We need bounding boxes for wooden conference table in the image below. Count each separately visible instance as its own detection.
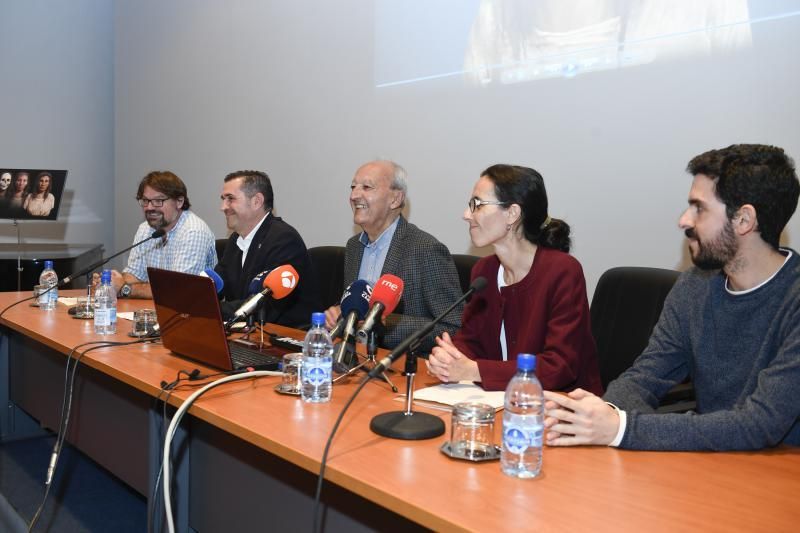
[1,290,799,532]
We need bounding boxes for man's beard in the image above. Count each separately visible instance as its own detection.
[146,211,167,229]
[685,221,738,270]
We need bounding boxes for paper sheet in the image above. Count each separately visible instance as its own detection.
[411,382,505,411]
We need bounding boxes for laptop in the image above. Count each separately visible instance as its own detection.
[147,267,284,371]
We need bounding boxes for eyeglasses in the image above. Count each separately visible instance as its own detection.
[138,197,169,207]
[468,197,508,213]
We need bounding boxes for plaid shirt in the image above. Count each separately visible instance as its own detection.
[124,210,217,281]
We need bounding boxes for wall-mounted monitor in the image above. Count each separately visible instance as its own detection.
[0,168,67,221]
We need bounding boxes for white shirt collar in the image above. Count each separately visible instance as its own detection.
[725,248,793,295]
[236,211,271,263]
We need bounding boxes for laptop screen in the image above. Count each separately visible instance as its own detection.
[148,267,237,371]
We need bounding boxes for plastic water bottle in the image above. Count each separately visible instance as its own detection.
[93,269,118,335]
[301,312,333,403]
[38,260,58,310]
[501,353,544,478]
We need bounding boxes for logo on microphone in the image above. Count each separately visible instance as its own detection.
[281,271,297,289]
[380,278,399,291]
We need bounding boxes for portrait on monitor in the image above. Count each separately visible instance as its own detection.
[0,168,67,221]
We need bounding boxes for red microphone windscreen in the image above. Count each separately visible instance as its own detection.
[263,265,299,299]
[369,274,404,318]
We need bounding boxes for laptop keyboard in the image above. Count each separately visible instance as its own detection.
[227,342,282,371]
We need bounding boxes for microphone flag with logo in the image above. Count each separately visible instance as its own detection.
[356,274,404,341]
[230,264,300,321]
[263,265,299,299]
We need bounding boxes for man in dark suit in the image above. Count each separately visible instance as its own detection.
[215,170,319,327]
[324,160,463,352]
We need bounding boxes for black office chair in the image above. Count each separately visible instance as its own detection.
[307,246,346,309]
[590,266,694,412]
[451,254,480,295]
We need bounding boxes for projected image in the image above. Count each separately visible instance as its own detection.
[0,168,67,221]
[463,0,752,85]
[373,0,791,88]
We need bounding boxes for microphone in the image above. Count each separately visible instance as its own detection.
[355,274,404,342]
[59,228,166,286]
[331,280,372,372]
[229,265,299,321]
[199,268,224,294]
[369,276,487,378]
[330,280,372,339]
[247,269,273,295]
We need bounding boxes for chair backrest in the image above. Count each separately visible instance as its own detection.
[307,246,346,309]
[590,266,681,389]
[451,254,480,294]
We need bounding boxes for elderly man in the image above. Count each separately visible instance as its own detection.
[215,170,318,327]
[325,160,463,352]
[544,144,800,451]
[102,170,217,299]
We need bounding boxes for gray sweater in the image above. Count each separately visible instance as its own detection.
[605,250,800,451]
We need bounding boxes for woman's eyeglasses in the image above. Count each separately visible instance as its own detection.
[468,197,508,212]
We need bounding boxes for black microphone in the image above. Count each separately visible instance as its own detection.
[59,228,166,286]
[330,280,371,339]
[368,276,487,378]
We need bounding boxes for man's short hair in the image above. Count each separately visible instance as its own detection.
[136,171,191,210]
[224,170,273,210]
[372,159,407,208]
[687,144,799,249]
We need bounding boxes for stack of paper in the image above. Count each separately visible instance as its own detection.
[410,382,505,412]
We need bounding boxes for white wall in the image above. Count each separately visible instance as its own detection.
[112,1,800,297]
[0,1,114,253]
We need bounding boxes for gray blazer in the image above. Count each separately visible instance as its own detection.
[344,215,464,352]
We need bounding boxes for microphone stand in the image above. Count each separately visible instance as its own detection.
[58,229,164,316]
[333,329,398,393]
[368,339,443,440]
[368,278,486,440]
[59,229,165,287]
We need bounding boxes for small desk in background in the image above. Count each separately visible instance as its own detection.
[0,243,103,291]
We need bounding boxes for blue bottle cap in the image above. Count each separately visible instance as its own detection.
[101,269,112,284]
[311,312,325,326]
[516,353,537,372]
[44,260,53,269]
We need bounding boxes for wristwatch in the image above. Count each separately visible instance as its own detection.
[119,283,132,298]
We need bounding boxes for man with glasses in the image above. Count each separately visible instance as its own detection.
[99,170,216,299]
[324,160,463,352]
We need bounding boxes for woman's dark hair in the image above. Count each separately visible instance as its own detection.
[480,164,571,252]
[34,172,53,197]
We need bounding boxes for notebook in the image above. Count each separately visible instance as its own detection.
[147,267,283,371]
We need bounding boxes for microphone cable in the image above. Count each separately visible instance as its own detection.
[0,291,44,321]
[147,367,246,533]
[312,374,372,533]
[161,370,282,533]
[28,337,156,532]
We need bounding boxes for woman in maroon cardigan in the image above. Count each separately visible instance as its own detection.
[426,164,603,393]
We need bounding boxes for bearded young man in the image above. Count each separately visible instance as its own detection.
[544,144,800,451]
[98,171,217,299]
